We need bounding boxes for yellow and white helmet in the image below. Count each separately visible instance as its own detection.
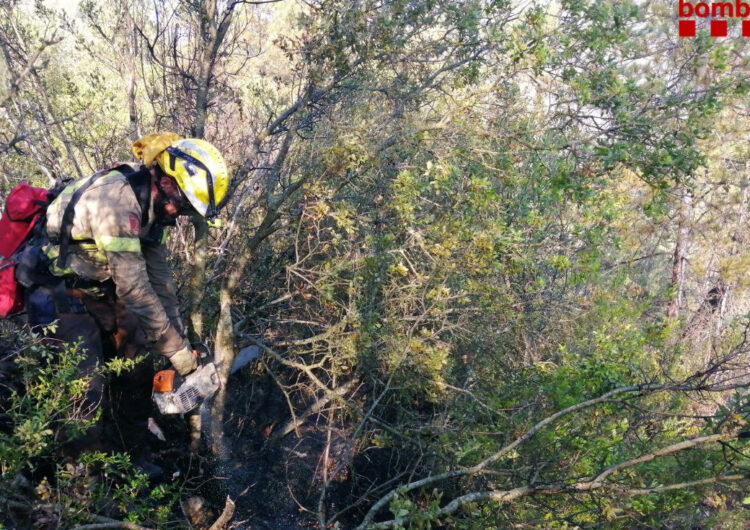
[132,134,229,217]
[156,138,228,218]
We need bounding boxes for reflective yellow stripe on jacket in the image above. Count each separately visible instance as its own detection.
[95,235,141,253]
[42,244,75,276]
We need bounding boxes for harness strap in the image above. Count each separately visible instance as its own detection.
[58,172,108,269]
[53,279,72,314]
[58,165,151,269]
[124,166,152,227]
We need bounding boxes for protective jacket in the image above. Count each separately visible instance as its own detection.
[42,164,187,358]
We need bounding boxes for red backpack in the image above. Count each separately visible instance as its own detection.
[0,182,51,317]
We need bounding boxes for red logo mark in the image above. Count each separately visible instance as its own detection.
[129,213,141,233]
[712,19,728,35]
[679,19,697,36]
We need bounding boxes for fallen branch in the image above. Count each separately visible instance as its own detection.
[367,469,745,529]
[409,473,745,529]
[74,515,152,530]
[270,378,359,442]
[593,433,736,483]
[356,383,662,528]
[208,496,235,530]
[72,523,151,530]
[356,380,750,529]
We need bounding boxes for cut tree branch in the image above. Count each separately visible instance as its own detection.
[356,381,750,528]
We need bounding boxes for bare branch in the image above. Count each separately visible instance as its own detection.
[71,523,151,530]
[401,473,746,529]
[0,30,62,107]
[356,381,750,528]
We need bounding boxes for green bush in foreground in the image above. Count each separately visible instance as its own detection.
[0,325,179,528]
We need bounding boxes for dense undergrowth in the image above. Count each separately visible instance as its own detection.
[2,0,750,528]
[0,324,182,528]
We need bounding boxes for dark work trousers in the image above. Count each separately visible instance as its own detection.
[27,285,154,458]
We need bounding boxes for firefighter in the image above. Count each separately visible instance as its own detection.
[23,132,228,459]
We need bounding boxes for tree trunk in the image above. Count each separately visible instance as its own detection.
[210,283,235,460]
[191,0,234,139]
[667,188,692,319]
[188,216,208,342]
[191,0,217,139]
[186,0,236,346]
[31,70,84,178]
[186,0,234,456]
[127,27,140,142]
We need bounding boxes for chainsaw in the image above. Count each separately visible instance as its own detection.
[152,344,260,415]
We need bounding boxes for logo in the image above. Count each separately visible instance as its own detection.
[678,0,750,37]
[129,213,141,233]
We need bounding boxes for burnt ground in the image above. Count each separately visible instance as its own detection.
[1,343,390,530]
[155,362,419,530]
[183,367,361,530]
